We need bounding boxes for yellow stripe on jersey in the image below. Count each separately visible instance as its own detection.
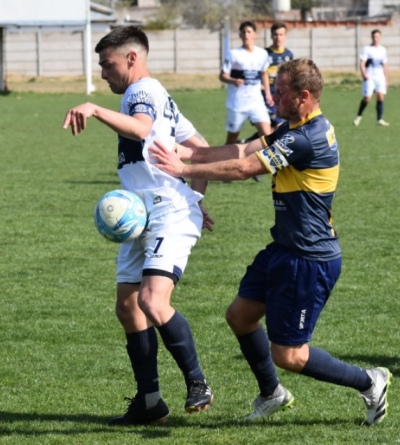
[273,164,339,194]
[289,109,322,129]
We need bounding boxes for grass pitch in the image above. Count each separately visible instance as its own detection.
[0,82,399,445]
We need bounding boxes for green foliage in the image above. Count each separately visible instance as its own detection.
[0,85,399,444]
[291,0,314,10]
[154,0,251,30]
[144,2,182,30]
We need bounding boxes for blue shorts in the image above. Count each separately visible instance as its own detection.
[238,242,342,346]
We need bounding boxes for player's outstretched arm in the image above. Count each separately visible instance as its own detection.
[63,103,153,140]
[150,140,267,182]
[177,141,253,164]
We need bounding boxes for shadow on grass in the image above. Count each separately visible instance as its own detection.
[0,409,364,438]
[0,411,172,438]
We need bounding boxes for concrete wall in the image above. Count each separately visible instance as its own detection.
[3,15,400,77]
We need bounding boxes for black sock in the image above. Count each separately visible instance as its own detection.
[301,346,372,392]
[157,311,205,385]
[357,99,368,116]
[237,327,279,397]
[376,100,383,120]
[126,327,160,399]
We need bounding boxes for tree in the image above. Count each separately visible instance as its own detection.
[291,0,314,8]
[145,0,269,30]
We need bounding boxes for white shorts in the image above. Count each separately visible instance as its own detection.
[226,105,270,133]
[116,204,202,284]
[362,76,387,97]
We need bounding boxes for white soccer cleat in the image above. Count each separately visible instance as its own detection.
[245,384,294,421]
[353,116,362,126]
[360,367,392,425]
[377,119,389,126]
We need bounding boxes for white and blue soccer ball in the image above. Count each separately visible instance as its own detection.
[94,190,147,243]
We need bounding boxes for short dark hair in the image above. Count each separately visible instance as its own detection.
[239,21,256,33]
[271,22,287,34]
[95,26,149,54]
[371,29,381,37]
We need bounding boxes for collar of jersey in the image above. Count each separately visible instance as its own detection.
[269,46,286,54]
[289,109,322,129]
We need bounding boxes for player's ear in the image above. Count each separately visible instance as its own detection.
[300,89,310,103]
[127,51,137,65]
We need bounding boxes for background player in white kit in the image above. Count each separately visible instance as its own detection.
[63,26,214,426]
[353,29,389,126]
[219,21,273,145]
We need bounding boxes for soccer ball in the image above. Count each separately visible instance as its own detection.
[94,190,147,243]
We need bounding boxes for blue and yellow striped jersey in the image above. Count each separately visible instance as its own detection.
[266,46,294,94]
[256,110,341,261]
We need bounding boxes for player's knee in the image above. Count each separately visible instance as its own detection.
[271,352,293,370]
[225,303,243,332]
[115,299,132,325]
[225,304,254,335]
[271,344,307,372]
[137,296,153,318]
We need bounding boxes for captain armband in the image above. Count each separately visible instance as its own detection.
[257,140,289,175]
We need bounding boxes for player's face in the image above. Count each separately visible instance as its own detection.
[98,48,131,94]
[273,74,301,122]
[371,32,381,46]
[271,28,287,49]
[239,26,256,46]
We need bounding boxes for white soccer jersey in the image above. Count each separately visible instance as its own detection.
[222,46,270,112]
[117,77,202,219]
[360,44,387,79]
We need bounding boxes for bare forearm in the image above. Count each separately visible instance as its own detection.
[94,106,150,140]
[190,178,208,196]
[186,143,249,163]
[182,160,247,181]
[182,153,268,181]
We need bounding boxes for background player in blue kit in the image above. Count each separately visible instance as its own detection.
[150,58,392,426]
[63,26,214,426]
[243,22,293,143]
[265,22,294,128]
[353,29,389,126]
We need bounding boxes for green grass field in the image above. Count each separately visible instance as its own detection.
[0,82,399,445]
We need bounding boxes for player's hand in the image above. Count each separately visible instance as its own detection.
[62,102,97,136]
[265,93,274,106]
[234,79,245,87]
[199,203,214,232]
[149,140,186,177]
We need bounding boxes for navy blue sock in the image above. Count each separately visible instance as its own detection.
[157,311,205,385]
[357,99,368,116]
[126,327,160,399]
[301,347,372,391]
[376,100,383,120]
[237,327,279,397]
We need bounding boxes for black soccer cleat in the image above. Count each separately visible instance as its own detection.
[109,396,169,426]
[185,380,214,413]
